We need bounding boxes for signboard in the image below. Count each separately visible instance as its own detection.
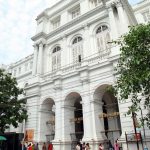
[126,133,142,142]
[24,129,34,142]
[99,112,120,118]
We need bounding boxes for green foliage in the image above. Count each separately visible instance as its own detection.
[114,23,150,128]
[0,69,28,133]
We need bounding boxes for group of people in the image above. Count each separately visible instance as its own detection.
[76,140,120,150]
[41,142,53,150]
[76,142,90,150]
[23,142,39,150]
[22,142,53,150]
[99,140,120,150]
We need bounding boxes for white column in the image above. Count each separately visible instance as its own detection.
[37,42,44,74]
[32,44,38,75]
[107,5,118,40]
[81,81,93,141]
[54,101,62,141]
[90,99,106,140]
[61,104,75,141]
[116,3,129,34]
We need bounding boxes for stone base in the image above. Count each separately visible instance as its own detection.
[53,140,72,150]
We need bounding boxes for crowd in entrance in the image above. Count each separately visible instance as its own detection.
[75,140,120,150]
[22,142,53,150]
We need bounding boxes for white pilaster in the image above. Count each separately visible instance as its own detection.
[83,25,91,59]
[107,5,118,40]
[37,42,44,74]
[81,82,93,141]
[90,99,106,140]
[54,101,62,141]
[116,2,129,34]
[61,36,67,67]
[32,44,38,75]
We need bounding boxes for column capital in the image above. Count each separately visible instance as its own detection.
[32,44,38,49]
[38,39,46,46]
[106,5,113,11]
[116,1,123,8]
[90,99,103,105]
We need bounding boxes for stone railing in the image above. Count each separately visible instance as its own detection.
[42,49,111,79]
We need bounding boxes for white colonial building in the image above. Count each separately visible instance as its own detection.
[4,0,150,149]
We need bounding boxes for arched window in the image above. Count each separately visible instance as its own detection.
[72,36,83,63]
[52,46,61,71]
[96,25,111,52]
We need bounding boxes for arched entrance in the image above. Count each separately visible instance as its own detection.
[94,84,122,145]
[64,92,84,148]
[40,98,55,142]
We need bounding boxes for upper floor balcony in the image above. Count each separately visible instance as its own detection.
[41,46,118,83]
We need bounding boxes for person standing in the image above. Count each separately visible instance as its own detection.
[48,142,53,150]
[42,142,47,150]
[35,143,39,150]
[114,140,119,150]
[99,143,104,150]
[82,142,86,150]
[76,142,81,150]
[85,143,90,150]
[108,141,114,150]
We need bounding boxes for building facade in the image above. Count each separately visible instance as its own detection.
[5,0,150,149]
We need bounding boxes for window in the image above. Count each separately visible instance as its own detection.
[72,36,83,63]
[90,0,101,8]
[19,67,21,74]
[52,46,61,71]
[30,61,33,69]
[53,19,60,29]
[96,25,111,52]
[142,11,150,22]
[71,6,80,19]
[14,69,16,76]
[25,63,28,71]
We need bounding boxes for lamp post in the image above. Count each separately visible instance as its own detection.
[132,112,140,150]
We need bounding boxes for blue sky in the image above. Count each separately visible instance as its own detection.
[0,0,142,65]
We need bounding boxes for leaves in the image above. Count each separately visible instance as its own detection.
[0,69,28,133]
[114,23,150,128]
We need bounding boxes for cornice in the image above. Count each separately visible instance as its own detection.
[32,5,107,43]
[31,32,47,42]
[9,54,33,68]
[46,5,106,40]
[46,0,79,19]
[133,0,150,12]
[16,71,32,80]
[36,11,49,21]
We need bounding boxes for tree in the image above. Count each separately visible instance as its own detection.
[0,69,28,133]
[114,23,150,128]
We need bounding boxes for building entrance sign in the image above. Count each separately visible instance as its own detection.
[24,129,34,142]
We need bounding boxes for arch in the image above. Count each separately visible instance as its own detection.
[93,22,110,35]
[64,92,81,106]
[40,96,56,106]
[63,91,84,142]
[69,34,83,46]
[40,97,55,142]
[72,36,83,45]
[49,44,61,54]
[52,46,61,53]
[93,84,111,101]
[93,84,122,144]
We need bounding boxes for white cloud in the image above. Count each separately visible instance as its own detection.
[0,0,142,65]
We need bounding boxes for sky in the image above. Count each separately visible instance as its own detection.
[0,0,142,65]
